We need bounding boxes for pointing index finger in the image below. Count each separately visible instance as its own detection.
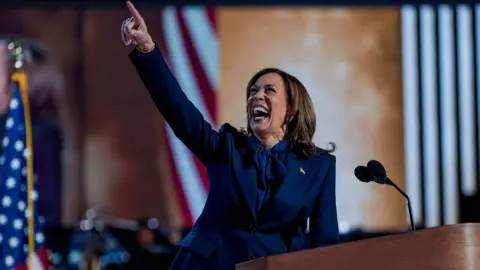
[126,1,143,23]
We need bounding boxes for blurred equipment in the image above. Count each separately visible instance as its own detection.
[66,209,179,269]
[71,209,130,270]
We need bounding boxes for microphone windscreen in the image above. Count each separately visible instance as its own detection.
[354,166,372,183]
[367,160,387,177]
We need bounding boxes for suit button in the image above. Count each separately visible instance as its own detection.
[249,225,255,233]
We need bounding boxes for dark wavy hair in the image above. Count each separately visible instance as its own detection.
[242,68,335,157]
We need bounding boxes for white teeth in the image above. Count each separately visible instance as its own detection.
[253,106,268,114]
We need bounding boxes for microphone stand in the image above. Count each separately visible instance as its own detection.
[380,177,416,232]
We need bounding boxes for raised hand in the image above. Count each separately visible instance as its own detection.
[121,1,155,53]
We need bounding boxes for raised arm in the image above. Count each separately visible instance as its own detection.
[123,1,220,163]
[309,155,339,248]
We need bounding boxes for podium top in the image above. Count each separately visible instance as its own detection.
[237,223,480,270]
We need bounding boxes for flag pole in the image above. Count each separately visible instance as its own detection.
[8,41,35,270]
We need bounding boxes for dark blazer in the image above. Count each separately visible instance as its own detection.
[129,45,339,270]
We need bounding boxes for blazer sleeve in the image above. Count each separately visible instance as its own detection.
[309,155,339,248]
[129,44,220,163]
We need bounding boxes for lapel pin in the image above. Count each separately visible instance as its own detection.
[300,167,305,175]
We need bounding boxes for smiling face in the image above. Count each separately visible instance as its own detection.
[245,68,320,156]
[247,72,289,139]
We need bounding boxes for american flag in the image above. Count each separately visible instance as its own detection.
[0,78,48,270]
[161,7,218,227]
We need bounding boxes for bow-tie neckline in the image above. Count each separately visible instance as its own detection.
[247,136,289,185]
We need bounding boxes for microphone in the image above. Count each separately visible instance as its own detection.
[354,166,372,183]
[354,165,389,185]
[355,160,416,231]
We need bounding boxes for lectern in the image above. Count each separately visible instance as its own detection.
[236,223,480,270]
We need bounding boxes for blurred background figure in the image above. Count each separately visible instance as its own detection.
[0,42,11,116]
[126,218,178,270]
[136,219,156,249]
[0,38,64,227]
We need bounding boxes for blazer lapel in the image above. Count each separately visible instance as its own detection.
[233,148,258,223]
[273,153,305,206]
[257,153,305,223]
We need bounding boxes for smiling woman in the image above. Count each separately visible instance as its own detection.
[123,1,339,269]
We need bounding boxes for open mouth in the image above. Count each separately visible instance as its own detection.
[252,105,270,121]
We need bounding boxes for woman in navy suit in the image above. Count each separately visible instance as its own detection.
[122,2,339,269]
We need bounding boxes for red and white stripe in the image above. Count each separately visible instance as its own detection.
[162,6,218,227]
[16,247,49,270]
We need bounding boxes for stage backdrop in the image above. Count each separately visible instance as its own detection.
[0,7,410,231]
